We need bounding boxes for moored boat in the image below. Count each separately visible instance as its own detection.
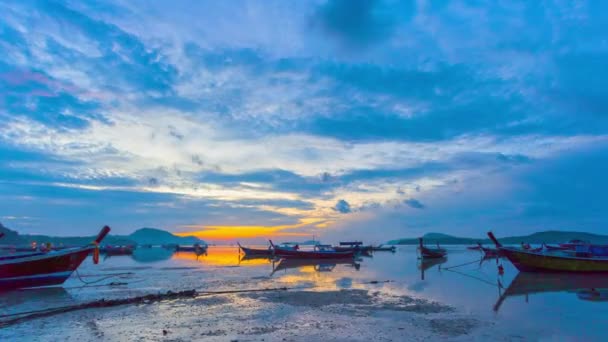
[371,244,396,252]
[238,242,274,257]
[488,232,608,272]
[176,243,207,253]
[270,241,354,259]
[418,238,447,259]
[0,226,111,291]
[101,245,135,256]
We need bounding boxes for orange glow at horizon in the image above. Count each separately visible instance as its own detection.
[175,219,326,240]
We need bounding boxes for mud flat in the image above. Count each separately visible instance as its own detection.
[1,288,517,341]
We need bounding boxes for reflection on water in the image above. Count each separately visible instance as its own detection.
[418,257,446,280]
[3,246,608,339]
[495,271,608,312]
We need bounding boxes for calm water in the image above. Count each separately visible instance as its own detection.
[2,246,608,340]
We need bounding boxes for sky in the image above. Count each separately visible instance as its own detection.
[1,0,608,243]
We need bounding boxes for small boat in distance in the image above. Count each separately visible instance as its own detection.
[467,245,482,251]
[543,243,570,251]
[0,226,111,291]
[270,241,354,259]
[176,244,207,254]
[418,238,447,259]
[101,245,135,256]
[488,231,608,272]
[371,244,396,252]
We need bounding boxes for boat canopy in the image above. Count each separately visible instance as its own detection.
[339,241,362,246]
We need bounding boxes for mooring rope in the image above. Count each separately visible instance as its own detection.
[442,258,484,270]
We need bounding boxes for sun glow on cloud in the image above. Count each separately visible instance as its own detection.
[2,0,608,238]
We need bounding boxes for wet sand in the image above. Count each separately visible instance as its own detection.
[1,286,515,341]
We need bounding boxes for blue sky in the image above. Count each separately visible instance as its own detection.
[1,0,607,241]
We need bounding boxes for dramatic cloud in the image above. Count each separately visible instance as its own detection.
[404,198,425,209]
[1,0,607,241]
[334,199,352,214]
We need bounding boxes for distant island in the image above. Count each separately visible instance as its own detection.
[0,223,204,246]
[388,231,608,245]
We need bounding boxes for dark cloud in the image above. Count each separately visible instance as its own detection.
[334,199,352,213]
[404,198,425,209]
[313,0,414,47]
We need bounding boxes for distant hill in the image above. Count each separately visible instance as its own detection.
[388,233,479,245]
[388,231,608,245]
[0,223,203,246]
[0,222,27,244]
[129,228,203,245]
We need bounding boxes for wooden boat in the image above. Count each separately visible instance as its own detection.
[543,243,569,251]
[467,245,482,251]
[238,242,274,256]
[0,226,110,291]
[101,245,135,256]
[488,232,608,272]
[559,239,589,250]
[176,244,207,253]
[418,238,447,259]
[270,241,354,259]
[371,245,396,252]
[493,271,608,311]
[334,241,373,253]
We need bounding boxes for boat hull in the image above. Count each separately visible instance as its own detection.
[501,248,608,272]
[0,247,92,291]
[239,246,273,257]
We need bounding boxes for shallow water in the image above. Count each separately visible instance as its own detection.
[2,246,608,340]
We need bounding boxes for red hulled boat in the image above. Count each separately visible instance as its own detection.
[0,226,110,291]
[418,238,447,259]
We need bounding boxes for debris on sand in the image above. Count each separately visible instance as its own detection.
[429,318,479,336]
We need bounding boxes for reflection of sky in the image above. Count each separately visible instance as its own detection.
[2,1,608,242]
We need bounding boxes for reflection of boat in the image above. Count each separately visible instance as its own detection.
[488,232,608,272]
[418,257,446,280]
[494,272,608,311]
[131,247,175,263]
[239,254,272,263]
[271,241,354,259]
[271,258,359,275]
[418,238,447,259]
[0,226,110,291]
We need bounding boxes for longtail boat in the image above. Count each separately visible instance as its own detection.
[270,241,354,259]
[371,244,396,252]
[0,226,110,291]
[101,245,135,256]
[543,243,569,251]
[418,238,447,259]
[478,243,502,258]
[494,272,608,312]
[333,241,373,253]
[176,244,207,254]
[238,242,273,256]
[488,231,608,272]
